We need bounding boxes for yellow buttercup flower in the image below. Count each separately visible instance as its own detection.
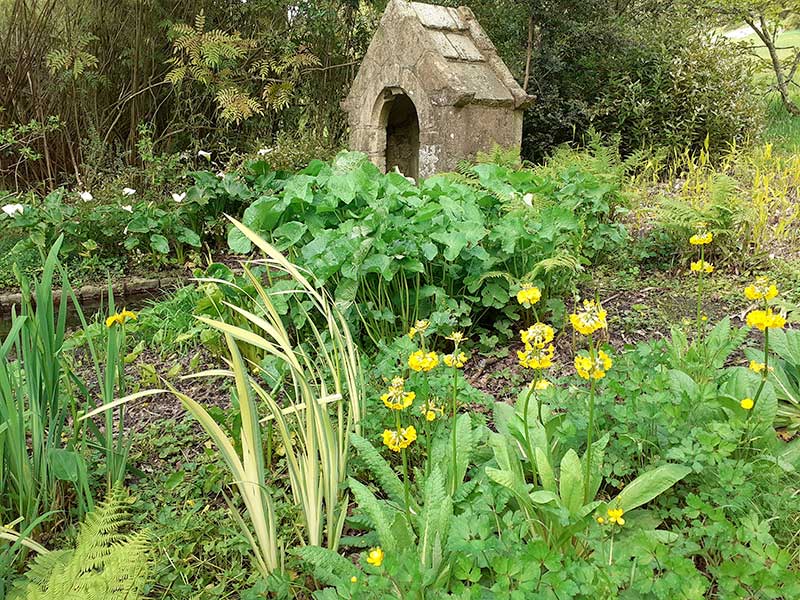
[409,350,439,372]
[570,299,607,335]
[744,279,779,301]
[366,547,384,567]
[105,309,137,328]
[596,516,605,524]
[521,323,555,347]
[749,360,766,374]
[518,343,555,370]
[380,377,416,411]
[350,576,358,583]
[574,350,612,380]
[746,309,786,331]
[516,284,541,306]
[607,508,625,526]
[690,260,714,273]
[740,397,754,410]
[382,426,417,452]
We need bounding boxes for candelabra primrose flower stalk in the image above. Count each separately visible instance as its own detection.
[689,223,713,344]
[570,298,609,503]
[445,331,467,494]
[743,280,786,418]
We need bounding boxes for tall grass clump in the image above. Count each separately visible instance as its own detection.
[83,218,363,577]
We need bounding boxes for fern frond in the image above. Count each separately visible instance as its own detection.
[293,546,356,586]
[350,434,405,505]
[348,478,399,552]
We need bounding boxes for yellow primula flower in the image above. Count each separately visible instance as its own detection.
[421,402,444,422]
[446,331,466,345]
[382,426,417,452]
[749,360,766,374]
[409,350,439,372]
[574,350,613,380]
[690,260,714,273]
[380,377,416,410]
[689,223,713,246]
[607,508,625,526]
[408,320,430,339]
[740,397,754,410]
[516,284,541,306]
[744,279,779,301]
[529,379,551,391]
[443,352,468,368]
[746,309,786,331]
[366,547,384,567]
[569,299,607,336]
[521,323,555,347]
[105,309,137,328]
[689,231,713,245]
[518,343,555,370]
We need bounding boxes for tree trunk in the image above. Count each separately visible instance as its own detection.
[747,15,800,116]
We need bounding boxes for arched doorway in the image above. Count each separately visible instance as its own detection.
[384,93,419,179]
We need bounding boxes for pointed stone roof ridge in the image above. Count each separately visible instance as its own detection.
[343,0,533,111]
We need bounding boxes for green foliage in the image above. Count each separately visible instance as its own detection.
[9,487,150,600]
[223,152,626,343]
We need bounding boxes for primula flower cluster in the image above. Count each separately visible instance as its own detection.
[409,350,439,372]
[382,426,417,452]
[690,260,714,273]
[570,300,607,336]
[521,323,555,347]
[574,350,613,380]
[516,284,541,306]
[408,319,430,340]
[443,352,468,368]
[744,279,779,301]
[518,343,555,370]
[689,223,713,246]
[746,309,786,331]
[381,377,416,411]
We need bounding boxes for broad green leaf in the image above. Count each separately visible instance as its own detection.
[613,464,690,512]
[559,449,584,515]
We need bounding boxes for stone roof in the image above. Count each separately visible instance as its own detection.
[343,0,532,111]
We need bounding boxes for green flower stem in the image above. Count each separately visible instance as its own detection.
[696,245,705,344]
[450,361,459,494]
[522,383,537,480]
[749,317,771,420]
[584,335,596,504]
[395,410,410,514]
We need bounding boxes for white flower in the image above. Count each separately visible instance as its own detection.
[121,205,133,213]
[522,193,534,207]
[79,191,93,202]
[198,150,212,160]
[122,187,136,196]
[216,171,225,178]
[2,203,24,217]
[257,147,272,156]
[171,192,186,203]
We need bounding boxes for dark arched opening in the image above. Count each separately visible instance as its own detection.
[384,93,419,179]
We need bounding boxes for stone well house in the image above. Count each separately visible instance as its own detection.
[342,0,532,179]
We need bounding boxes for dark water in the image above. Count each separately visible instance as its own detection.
[0,288,166,339]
